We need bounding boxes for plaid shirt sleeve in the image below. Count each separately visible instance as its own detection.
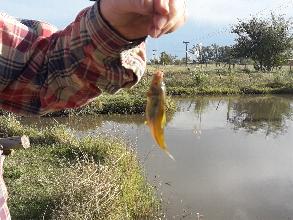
[0,0,146,115]
[0,156,10,220]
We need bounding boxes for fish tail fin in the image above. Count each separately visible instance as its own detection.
[163,149,175,161]
[156,137,174,160]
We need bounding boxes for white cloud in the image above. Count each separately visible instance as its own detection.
[187,0,293,25]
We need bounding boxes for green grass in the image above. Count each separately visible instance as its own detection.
[148,64,293,96]
[47,91,176,117]
[1,115,161,220]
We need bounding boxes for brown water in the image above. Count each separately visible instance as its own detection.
[21,95,293,220]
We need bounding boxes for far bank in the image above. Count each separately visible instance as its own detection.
[46,64,293,116]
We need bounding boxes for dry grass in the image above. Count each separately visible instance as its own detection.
[0,115,161,219]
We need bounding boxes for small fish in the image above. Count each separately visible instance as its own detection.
[145,71,174,160]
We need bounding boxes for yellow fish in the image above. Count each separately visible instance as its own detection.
[146,71,174,160]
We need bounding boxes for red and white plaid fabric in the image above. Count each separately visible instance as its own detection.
[0,157,10,220]
[0,0,146,116]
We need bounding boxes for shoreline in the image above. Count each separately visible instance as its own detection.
[45,64,293,116]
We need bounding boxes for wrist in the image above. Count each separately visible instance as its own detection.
[99,0,148,41]
[99,0,129,40]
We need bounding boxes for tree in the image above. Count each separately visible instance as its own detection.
[232,14,293,71]
[159,51,177,65]
[189,44,233,64]
[217,46,233,63]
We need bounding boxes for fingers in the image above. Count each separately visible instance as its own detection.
[148,14,168,37]
[159,0,187,36]
[166,14,187,34]
[150,0,170,36]
[149,0,187,38]
[102,0,187,39]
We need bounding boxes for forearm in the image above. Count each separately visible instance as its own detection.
[0,0,146,115]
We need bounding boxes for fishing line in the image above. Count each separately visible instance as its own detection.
[160,181,202,219]
[141,145,156,166]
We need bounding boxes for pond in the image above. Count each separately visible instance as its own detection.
[21,95,293,220]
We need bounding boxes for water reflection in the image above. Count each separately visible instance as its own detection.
[21,110,175,133]
[227,96,293,136]
[21,95,293,136]
[187,95,293,136]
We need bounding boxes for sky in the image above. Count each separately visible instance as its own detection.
[1,0,293,58]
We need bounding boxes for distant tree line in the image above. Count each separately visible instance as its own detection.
[148,45,235,65]
[188,44,234,64]
[149,14,293,71]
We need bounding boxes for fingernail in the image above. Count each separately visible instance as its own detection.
[157,31,164,38]
[157,16,168,29]
[162,0,170,14]
[149,27,160,38]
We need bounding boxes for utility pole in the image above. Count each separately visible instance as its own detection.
[152,49,157,64]
[183,41,190,66]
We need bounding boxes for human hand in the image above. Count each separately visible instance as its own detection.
[100,0,186,40]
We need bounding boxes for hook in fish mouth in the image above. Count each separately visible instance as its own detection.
[155,70,164,78]
[152,71,164,84]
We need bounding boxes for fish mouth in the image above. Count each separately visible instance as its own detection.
[152,71,164,83]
